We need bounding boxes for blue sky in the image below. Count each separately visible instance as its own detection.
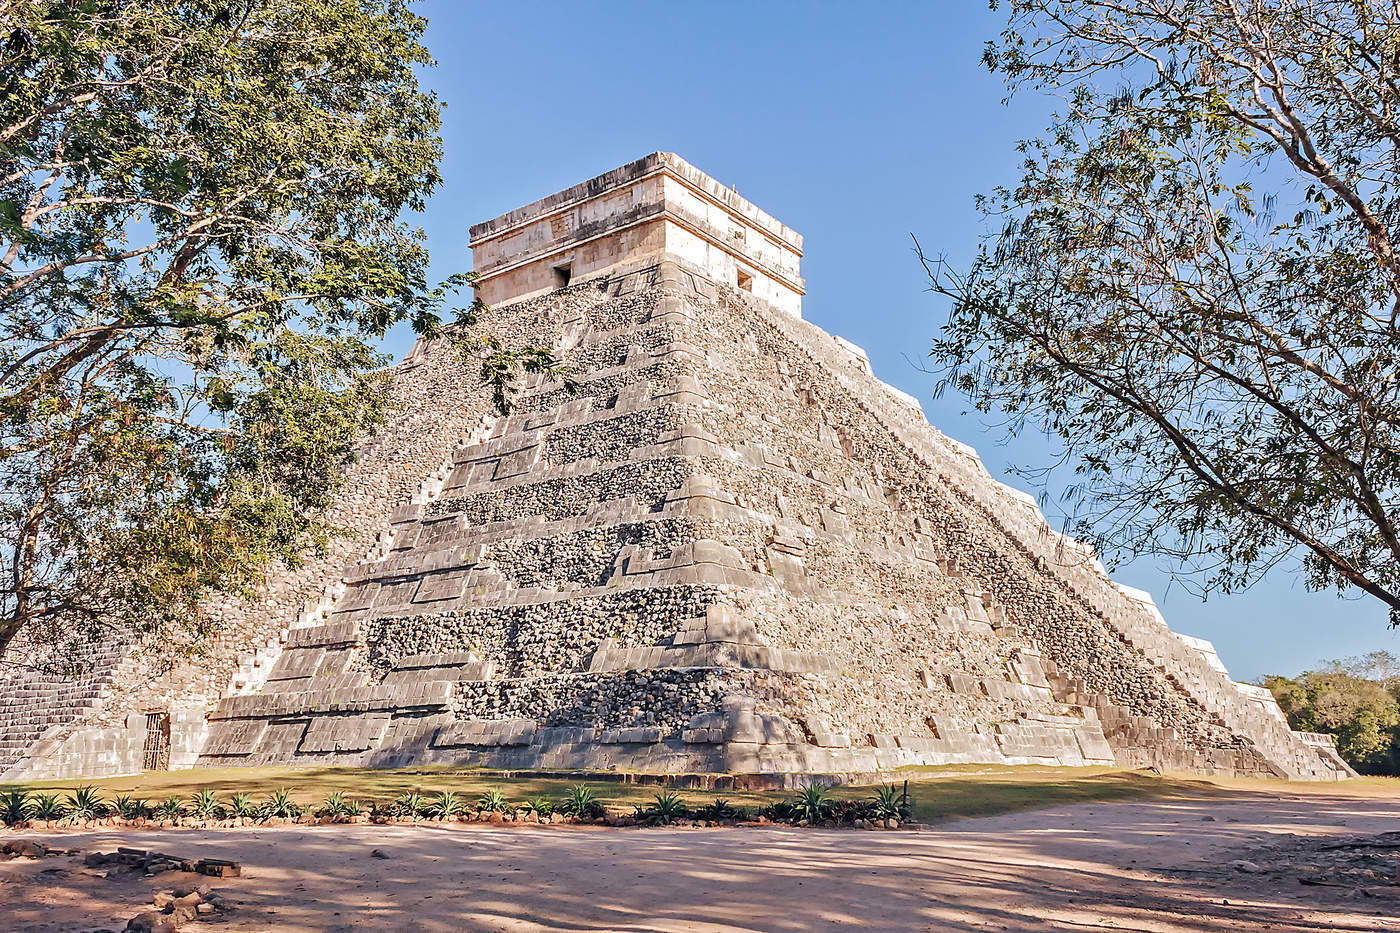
[400,0,1396,679]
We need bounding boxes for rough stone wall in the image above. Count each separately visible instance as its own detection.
[0,290,572,781]
[4,258,1346,781]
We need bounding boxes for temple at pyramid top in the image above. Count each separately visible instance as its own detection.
[468,152,805,317]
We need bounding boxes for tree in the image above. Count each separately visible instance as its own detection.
[0,1,556,668]
[1263,666,1400,773]
[925,1,1400,623]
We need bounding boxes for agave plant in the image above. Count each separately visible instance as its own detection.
[30,792,66,821]
[426,791,463,818]
[189,788,224,820]
[227,792,258,819]
[869,784,910,821]
[0,791,32,825]
[697,797,741,821]
[521,796,554,817]
[643,790,689,826]
[153,796,185,819]
[318,791,362,819]
[262,788,301,819]
[112,795,148,820]
[63,785,108,822]
[391,790,427,820]
[476,788,510,813]
[558,784,601,819]
[789,782,833,824]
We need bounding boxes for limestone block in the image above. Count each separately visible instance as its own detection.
[266,648,324,682]
[432,719,536,748]
[299,714,390,754]
[413,570,470,604]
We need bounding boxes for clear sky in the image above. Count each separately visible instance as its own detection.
[400,0,1398,680]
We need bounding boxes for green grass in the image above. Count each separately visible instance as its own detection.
[0,764,1256,824]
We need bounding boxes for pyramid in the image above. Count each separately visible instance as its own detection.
[2,154,1351,782]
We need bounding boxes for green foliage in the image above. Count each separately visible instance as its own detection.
[925,1,1400,622]
[392,790,427,819]
[227,793,258,819]
[112,795,148,820]
[521,796,554,817]
[642,791,689,826]
[317,791,362,819]
[426,790,463,818]
[869,784,911,822]
[1264,653,1400,773]
[696,797,743,821]
[0,1,561,665]
[789,782,833,824]
[30,792,65,821]
[476,788,510,813]
[0,790,31,824]
[558,784,601,819]
[189,788,223,820]
[261,788,301,819]
[63,785,107,821]
[153,796,185,819]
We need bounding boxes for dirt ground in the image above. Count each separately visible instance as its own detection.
[3,787,1399,932]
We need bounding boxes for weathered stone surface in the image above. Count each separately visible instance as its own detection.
[0,154,1347,782]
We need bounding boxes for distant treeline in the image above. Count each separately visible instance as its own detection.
[1261,652,1400,776]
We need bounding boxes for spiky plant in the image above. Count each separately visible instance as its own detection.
[789,782,833,824]
[426,790,463,818]
[521,796,554,817]
[63,785,108,822]
[262,788,301,819]
[697,797,740,821]
[153,796,185,819]
[30,793,66,821]
[559,784,601,819]
[476,788,510,813]
[189,788,224,820]
[113,795,148,820]
[392,790,427,819]
[0,791,32,825]
[869,784,911,821]
[227,792,258,819]
[643,790,689,826]
[317,791,362,819]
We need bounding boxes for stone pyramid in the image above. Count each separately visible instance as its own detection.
[2,154,1350,782]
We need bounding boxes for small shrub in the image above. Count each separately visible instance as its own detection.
[756,800,795,822]
[426,791,463,818]
[558,784,601,819]
[476,788,510,813]
[1,791,31,825]
[262,788,301,819]
[153,796,185,819]
[869,783,911,821]
[392,790,427,819]
[227,793,258,819]
[521,796,554,817]
[789,782,833,824]
[318,791,362,819]
[189,788,224,820]
[642,790,689,826]
[696,797,742,821]
[63,785,108,822]
[113,795,148,820]
[31,793,67,821]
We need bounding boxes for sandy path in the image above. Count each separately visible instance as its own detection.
[4,789,1398,932]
